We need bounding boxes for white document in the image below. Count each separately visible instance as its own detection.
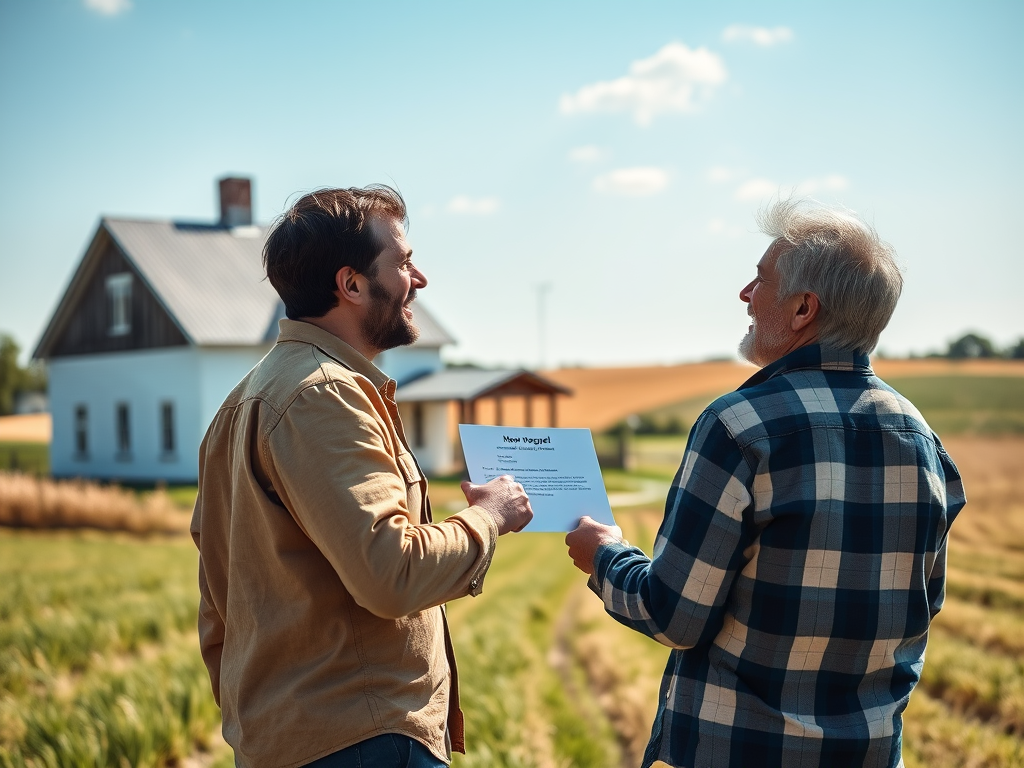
[458,424,616,533]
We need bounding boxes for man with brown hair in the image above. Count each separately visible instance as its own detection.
[191,186,532,767]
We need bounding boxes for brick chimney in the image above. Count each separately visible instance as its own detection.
[218,177,253,227]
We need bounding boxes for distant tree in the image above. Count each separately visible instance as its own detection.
[947,333,998,359]
[0,334,47,416]
[1007,338,1024,360]
[0,335,20,415]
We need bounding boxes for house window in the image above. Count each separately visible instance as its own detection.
[106,273,132,336]
[160,401,176,458]
[116,402,131,459]
[74,405,88,458]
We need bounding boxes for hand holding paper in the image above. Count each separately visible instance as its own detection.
[459,424,616,533]
[565,515,624,575]
[460,476,533,534]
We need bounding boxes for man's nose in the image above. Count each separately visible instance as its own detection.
[412,265,428,289]
[739,279,755,303]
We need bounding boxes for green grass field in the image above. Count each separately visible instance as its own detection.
[885,376,1024,435]
[2,374,1023,766]
[0,532,226,768]
[4,466,1023,768]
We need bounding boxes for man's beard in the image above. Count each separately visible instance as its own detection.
[738,326,759,365]
[362,274,420,353]
[738,308,788,367]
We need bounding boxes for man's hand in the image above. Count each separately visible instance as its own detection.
[461,475,534,535]
[565,516,624,575]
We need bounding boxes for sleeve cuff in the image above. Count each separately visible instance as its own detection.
[592,540,632,589]
[447,505,498,597]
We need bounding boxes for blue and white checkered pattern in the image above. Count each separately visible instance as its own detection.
[593,345,965,768]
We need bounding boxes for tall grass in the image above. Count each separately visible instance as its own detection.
[0,532,228,768]
[2,436,1022,767]
[0,473,187,534]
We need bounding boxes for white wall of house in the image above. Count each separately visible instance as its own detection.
[49,345,269,483]
[376,347,443,385]
[398,400,457,477]
[48,341,458,482]
[50,347,201,482]
[197,346,270,433]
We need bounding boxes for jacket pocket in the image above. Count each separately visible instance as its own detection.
[396,451,422,485]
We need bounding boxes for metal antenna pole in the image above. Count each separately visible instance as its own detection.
[537,282,552,370]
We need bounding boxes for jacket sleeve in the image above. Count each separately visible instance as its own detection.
[194,542,225,706]
[591,410,755,649]
[927,442,967,619]
[267,379,497,620]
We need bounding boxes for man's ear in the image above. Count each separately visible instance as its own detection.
[791,292,820,332]
[335,266,366,307]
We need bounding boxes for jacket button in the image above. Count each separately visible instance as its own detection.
[470,579,479,590]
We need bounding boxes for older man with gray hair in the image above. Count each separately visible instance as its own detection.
[566,199,965,768]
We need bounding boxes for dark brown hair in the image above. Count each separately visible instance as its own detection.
[263,185,408,319]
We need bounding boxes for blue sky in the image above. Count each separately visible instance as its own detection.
[1,0,1021,368]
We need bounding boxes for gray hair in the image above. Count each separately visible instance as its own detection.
[757,198,903,355]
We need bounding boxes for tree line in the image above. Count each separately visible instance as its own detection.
[937,333,1024,360]
[0,334,47,416]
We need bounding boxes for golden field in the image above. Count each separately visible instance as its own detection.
[543,357,1024,432]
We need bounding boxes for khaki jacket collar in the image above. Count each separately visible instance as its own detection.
[276,318,394,397]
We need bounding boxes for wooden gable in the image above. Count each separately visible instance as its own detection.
[40,225,189,358]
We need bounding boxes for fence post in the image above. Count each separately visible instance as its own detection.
[618,415,640,472]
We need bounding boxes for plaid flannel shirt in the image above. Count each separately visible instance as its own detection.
[592,344,965,768]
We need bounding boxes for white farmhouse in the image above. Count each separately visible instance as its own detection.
[34,178,568,482]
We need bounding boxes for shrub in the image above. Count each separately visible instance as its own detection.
[0,473,186,534]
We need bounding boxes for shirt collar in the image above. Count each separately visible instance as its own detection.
[738,343,873,391]
[275,318,394,394]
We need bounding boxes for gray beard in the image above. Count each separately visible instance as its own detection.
[738,329,758,365]
[738,317,789,368]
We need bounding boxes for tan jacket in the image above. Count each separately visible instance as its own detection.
[190,319,498,768]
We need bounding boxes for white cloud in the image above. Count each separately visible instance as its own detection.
[734,177,779,201]
[722,25,794,46]
[560,42,727,126]
[593,167,670,197]
[707,166,739,184]
[446,195,500,215]
[707,217,745,238]
[798,175,850,194]
[85,0,132,15]
[732,174,849,202]
[568,145,607,164]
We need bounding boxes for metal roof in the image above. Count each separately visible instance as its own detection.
[395,368,571,402]
[93,218,454,348]
[106,219,277,345]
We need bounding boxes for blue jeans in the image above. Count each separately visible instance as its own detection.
[304,734,446,768]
